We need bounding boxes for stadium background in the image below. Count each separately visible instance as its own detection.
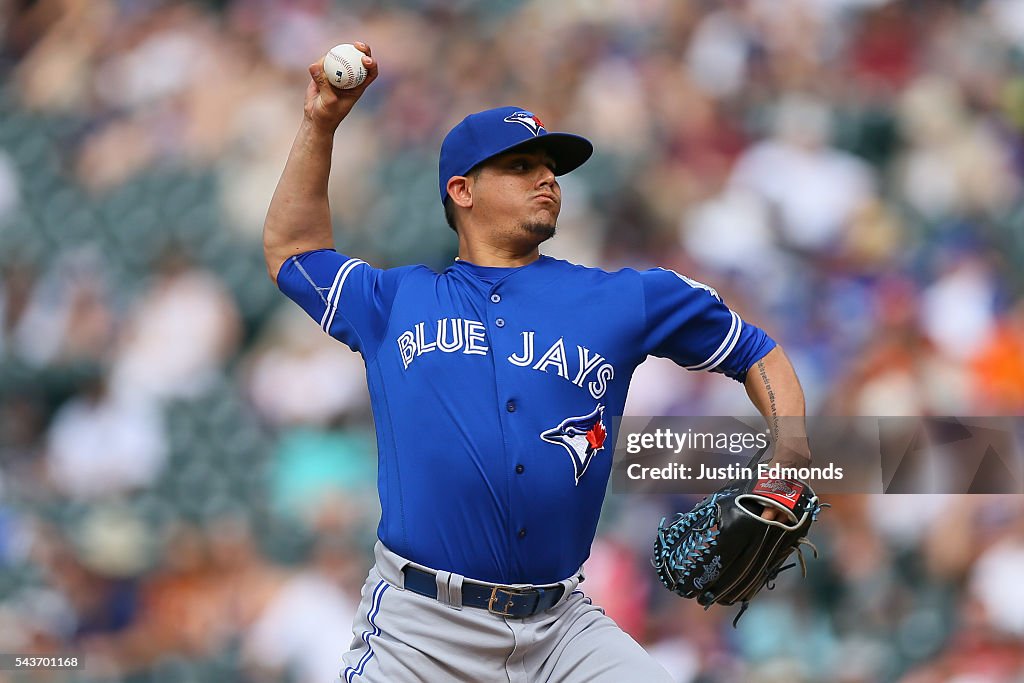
[1,0,1024,681]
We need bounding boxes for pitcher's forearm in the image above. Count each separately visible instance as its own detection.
[263,45,378,281]
[744,345,810,463]
[263,120,338,280]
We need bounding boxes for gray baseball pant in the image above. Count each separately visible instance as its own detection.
[336,541,673,683]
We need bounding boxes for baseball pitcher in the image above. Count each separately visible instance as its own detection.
[263,43,812,683]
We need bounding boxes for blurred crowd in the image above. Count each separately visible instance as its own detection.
[1,0,1023,681]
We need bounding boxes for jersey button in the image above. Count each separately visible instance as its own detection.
[495,318,505,327]
[506,400,516,413]
[515,464,524,474]
[490,294,501,303]
[518,528,527,539]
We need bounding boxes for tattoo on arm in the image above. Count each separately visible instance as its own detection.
[756,359,780,441]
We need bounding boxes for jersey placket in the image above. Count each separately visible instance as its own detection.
[483,280,527,579]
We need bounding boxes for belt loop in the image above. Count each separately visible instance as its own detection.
[559,567,584,606]
[435,570,452,607]
[448,573,464,610]
[556,575,577,606]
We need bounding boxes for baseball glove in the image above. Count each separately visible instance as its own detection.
[652,468,827,626]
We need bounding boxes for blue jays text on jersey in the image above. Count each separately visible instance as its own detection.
[278,251,776,586]
[397,320,615,399]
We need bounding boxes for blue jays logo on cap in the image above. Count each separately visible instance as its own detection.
[438,105,594,205]
[541,405,607,485]
[503,111,545,136]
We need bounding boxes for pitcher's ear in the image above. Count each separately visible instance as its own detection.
[446,176,473,209]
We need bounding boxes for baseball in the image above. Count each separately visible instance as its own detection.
[323,43,368,90]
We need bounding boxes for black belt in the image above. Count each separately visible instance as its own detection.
[402,566,565,618]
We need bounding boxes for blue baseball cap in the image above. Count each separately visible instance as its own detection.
[438,106,593,204]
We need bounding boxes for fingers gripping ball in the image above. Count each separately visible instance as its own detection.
[323,44,368,89]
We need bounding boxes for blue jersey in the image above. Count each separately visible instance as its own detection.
[278,251,775,584]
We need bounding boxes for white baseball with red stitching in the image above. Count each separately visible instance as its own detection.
[323,44,367,89]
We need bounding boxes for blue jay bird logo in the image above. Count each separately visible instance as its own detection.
[541,405,607,485]
[503,111,546,136]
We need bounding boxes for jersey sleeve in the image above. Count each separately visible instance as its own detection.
[276,249,405,357]
[640,268,776,382]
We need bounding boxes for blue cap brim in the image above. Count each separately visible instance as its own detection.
[477,132,594,177]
